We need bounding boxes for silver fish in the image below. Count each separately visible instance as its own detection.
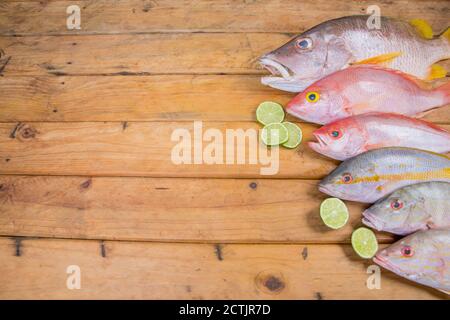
[318,147,450,203]
[374,229,450,294]
[259,16,450,92]
[363,182,450,235]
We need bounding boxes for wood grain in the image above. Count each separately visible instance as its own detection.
[0,121,339,178]
[0,33,286,76]
[1,121,449,178]
[0,237,445,299]
[0,175,396,243]
[1,0,448,35]
[1,75,449,123]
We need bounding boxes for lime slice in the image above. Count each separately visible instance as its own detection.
[351,227,379,259]
[260,123,289,146]
[320,198,349,229]
[256,101,285,125]
[281,122,302,149]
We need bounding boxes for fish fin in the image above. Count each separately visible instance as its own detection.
[426,64,447,80]
[351,52,401,66]
[437,289,450,295]
[414,108,441,119]
[434,81,450,104]
[409,19,434,39]
[439,27,450,43]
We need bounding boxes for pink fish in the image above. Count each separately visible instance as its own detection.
[308,113,450,160]
[286,65,450,125]
[374,229,450,294]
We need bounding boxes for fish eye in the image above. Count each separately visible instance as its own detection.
[306,91,320,103]
[295,38,313,50]
[401,245,414,257]
[390,199,403,210]
[341,173,353,184]
[330,130,341,139]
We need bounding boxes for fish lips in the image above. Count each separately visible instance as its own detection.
[373,253,406,276]
[259,57,293,79]
[259,57,308,92]
[308,133,328,152]
[362,209,384,231]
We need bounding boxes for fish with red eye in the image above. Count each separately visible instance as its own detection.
[390,199,404,210]
[341,173,353,184]
[307,113,450,161]
[329,129,341,139]
[373,229,450,293]
[401,245,414,257]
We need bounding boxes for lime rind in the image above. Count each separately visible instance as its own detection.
[256,101,285,125]
[260,123,289,146]
[320,198,349,229]
[351,227,379,259]
[281,122,303,149]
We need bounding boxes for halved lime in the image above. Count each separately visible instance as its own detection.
[256,101,285,125]
[351,227,378,259]
[260,123,289,146]
[281,122,302,149]
[320,198,349,229]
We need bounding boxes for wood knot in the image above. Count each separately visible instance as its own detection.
[11,123,38,141]
[249,182,257,189]
[21,126,38,139]
[80,178,92,190]
[255,270,285,294]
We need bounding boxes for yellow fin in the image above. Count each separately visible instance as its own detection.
[352,52,401,66]
[409,19,434,39]
[440,27,450,42]
[427,64,447,80]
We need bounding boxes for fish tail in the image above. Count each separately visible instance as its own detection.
[435,81,450,105]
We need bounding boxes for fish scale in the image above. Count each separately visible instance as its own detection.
[319,147,450,203]
[363,182,450,235]
[259,15,450,92]
[374,229,450,293]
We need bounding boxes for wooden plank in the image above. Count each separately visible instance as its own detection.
[0,237,445,299]
[1,75,450,123]
[0,33,286,76]
[0,121,339,178]
[3,34,447,77]
[1,122,449,178]
[0,0,448,35]
[0,175,397,243]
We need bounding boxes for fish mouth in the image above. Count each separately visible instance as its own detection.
[308,133,328,151]
[362,210,383,231]
[318,184,334,196]
[373,254,404,276]
[259,57,294,79]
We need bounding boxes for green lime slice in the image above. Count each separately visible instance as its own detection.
[260,123,289,146]
[281,122,303,149]
[256,101,285,125]
[320,198,349,229]
[351,227,379,259]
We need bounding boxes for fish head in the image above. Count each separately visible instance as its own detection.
[285,84,343,124]
[259,26,352,92]
[308,117,366,160]
[318,156,383,202]
[363,189,428,235]
[374,233,431,280]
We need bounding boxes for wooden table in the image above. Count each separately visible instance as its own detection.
[0,0,448,299]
